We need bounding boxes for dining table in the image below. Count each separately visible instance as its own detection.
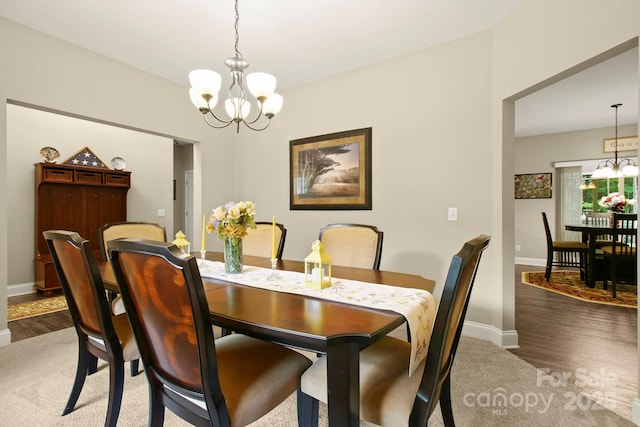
[564,222,619,287]
[101,251,435,426]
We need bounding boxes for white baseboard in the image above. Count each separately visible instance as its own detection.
[515,257,546,267]
[7,282,35,297]
[462,320,519,349]
[632,398,640,425]
[0,328,11,347]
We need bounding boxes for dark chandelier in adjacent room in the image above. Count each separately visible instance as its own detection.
[188,0,283,133]
[592,103,638,178]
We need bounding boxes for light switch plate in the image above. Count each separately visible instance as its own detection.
[448,207,458,221]
[157,208,166,217]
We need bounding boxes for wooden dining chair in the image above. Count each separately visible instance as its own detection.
[108,238,313,427]
[542,212,588,282]
[298,234,490,427]
[43,230,140,427]
[99,221,167,314]
[584,212,613,248]
[318,223,384,270]
[243,221,287,259]
[602,213,637,298]
[99,221,167,262]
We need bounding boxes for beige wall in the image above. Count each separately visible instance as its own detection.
[7,104,175,285]
[515,124,638,263]
[1,0,639,376]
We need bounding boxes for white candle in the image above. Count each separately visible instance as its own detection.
[201,214,206,252]
[311,267,320,283]
[271,215,277,260]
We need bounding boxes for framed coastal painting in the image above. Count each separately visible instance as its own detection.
[289,127,372,210]
[514,173,552,199]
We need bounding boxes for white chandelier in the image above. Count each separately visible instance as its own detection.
[592,103,638,178]
[188,0,283,133]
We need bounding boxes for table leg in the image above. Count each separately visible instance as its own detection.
[326,341,360,426]
[586,234,596,288]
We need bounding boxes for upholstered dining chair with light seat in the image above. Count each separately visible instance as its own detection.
[99,221,166,314]
[43,230,140,427]
[298,234,491,427]
[108,238,313,427]
[318,223,384,270]
[542,212,588,282]
[99,221,167,262]
[243,221,287,259]
[602,213,637,298]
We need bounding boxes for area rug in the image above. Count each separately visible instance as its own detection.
[522,271,636,308]
[7,295,68,322]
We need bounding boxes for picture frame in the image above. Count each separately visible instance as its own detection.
[290,127,372,210]
[514,173,552,199]
[603,135,638,153]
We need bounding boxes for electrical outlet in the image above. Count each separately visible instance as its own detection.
[157,208,166,217]
[516,244,521,252]
[447,207,458,221]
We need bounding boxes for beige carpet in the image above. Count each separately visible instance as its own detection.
[0,327,633,427]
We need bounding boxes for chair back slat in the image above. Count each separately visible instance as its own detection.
[410,234,490,425]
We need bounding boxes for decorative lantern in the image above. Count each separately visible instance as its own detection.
[304,240,332,289]
[172,230,191,254]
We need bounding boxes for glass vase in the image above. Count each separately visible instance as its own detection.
[224,237,243,274]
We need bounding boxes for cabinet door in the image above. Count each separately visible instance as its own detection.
[36,183,84,256]
[83,187,128,245]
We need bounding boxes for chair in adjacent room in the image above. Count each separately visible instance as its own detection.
[585,211,613,247]
[243,221,287,259]
[298,234,491,427]
[601,213,637,298]
[542,212,588,282]
[318,223,384,270]
[43,230,140,427]
[108,238,313,427]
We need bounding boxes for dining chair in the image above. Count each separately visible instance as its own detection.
[99,221,167,314]
[298,234,491,427]
[43,230,140,427]
[601,213,637,298]
[243,221,287,259]
[584,212,613,248]
[108,238,313,427]
[99,221,167,262]
[542,212,588,282]
[318,223,384,270]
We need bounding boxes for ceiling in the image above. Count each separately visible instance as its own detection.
[0,0,637,137]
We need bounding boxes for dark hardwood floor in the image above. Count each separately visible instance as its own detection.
[511,264,637,421]
[7,267,638,420]
[8,291,73,342]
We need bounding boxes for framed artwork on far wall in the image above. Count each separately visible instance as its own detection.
[514,173,552,199]
[290,127,372,210]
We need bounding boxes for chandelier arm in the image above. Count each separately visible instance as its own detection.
[241,117,272,132]
[243,103,265,125]
[202,112,234,129]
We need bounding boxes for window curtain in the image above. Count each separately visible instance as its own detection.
[558,166,583,241]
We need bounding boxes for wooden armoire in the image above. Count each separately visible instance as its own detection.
[34,162,131,295]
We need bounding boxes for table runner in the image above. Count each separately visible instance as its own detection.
[197,259,436,375]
